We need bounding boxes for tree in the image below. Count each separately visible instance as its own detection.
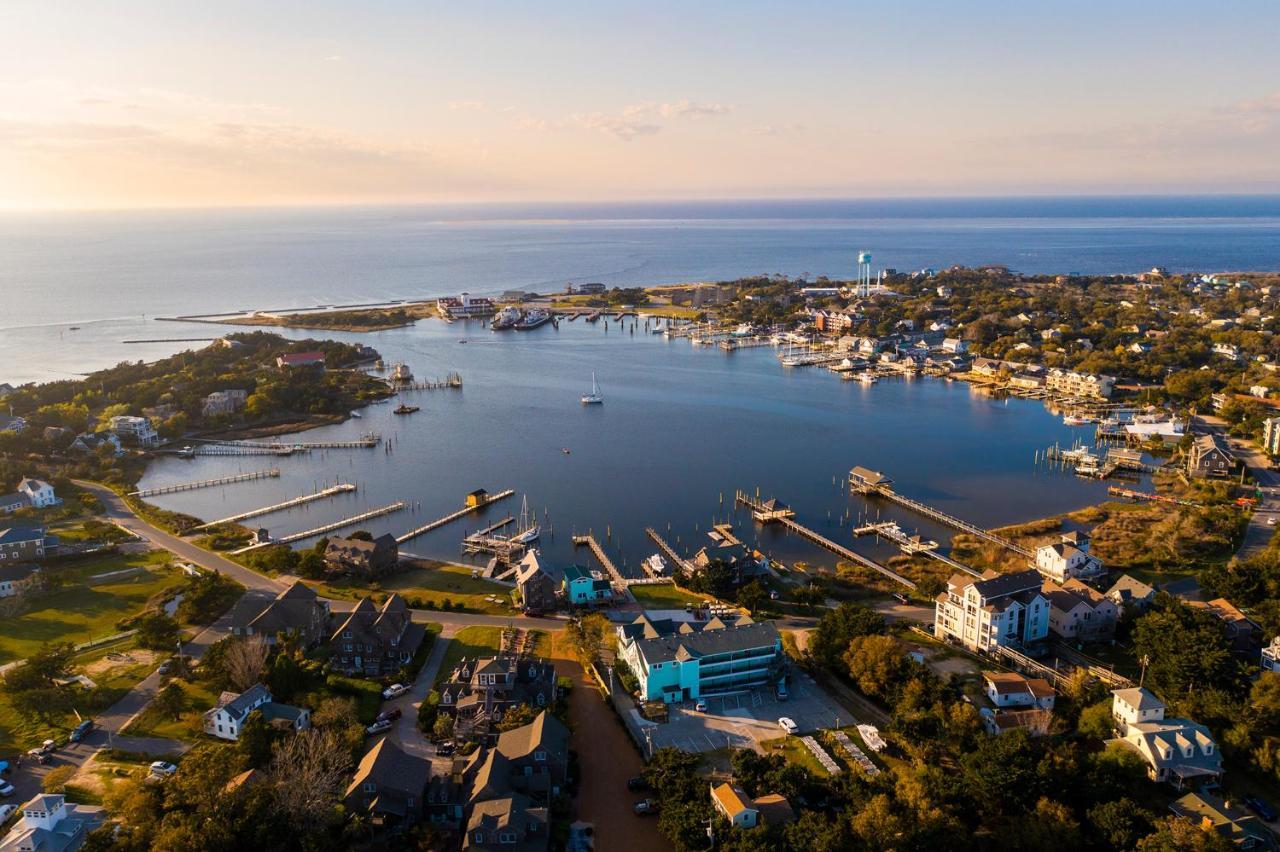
[497,703,536,732]
[268,729,353,833]
[737,580,767,613]
[237,710,275,768]
[1137,817,1234,851]
[154,681,186,720]
[843,635,907,699]
[311,696,358,729]
[1088,798,1155,850]
[1132,600,1241,697]
[225,636,270,692]
[432,713,455,742]
[41,765,76,793]
[809,603,884,670]
[265,651,309,702]
[1076,699,1116,740]
[563,613,612,666]
[135,611,181,651]
[960,728,1041,817]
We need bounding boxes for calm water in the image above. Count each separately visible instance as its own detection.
[4,196,1280,385]
[138,320,1110,575]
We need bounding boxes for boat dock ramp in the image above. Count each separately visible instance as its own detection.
[193,483,357,530]
[848,466,1033,559]
[734,490,916,589]
[397,488,515,544]
[198,434,381,451]
[131,468,280,497]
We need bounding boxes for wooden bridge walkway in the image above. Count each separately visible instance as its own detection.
[193,483,356,530]
[131,468,279,497]
[395,489,515,544]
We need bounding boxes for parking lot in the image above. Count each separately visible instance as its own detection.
[644,671,850,754]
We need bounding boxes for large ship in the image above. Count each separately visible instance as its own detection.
[491,306,522,330]
[515,309,552,330]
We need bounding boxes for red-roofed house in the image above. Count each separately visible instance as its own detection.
[276,351,327,369]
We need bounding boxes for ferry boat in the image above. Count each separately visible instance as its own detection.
[393,403,420,415]
[511,496,540,544]
[644,553,668,575]
[390,362,413,383]
[515,309,552,330]
[491,307,522,330]
[581,372,603,405]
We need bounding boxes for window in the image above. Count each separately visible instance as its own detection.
[363,782,376,793]
[500,832,516,844]
[474,832,485,844]
[534,750,546,762]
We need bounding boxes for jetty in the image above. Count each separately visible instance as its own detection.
[396,488,515,544]
[645,527,694,574]
[201,434,380,450]
[233,501,406,552]
[130,468,280,497]
[848,467,1033,559]
[853,520,980,577]
[397,372,462,391]
[734,491,915,589]
[1107,486,1203,508]
[192,483,357,530]
[187,444,300,457]
[571,533,626,588]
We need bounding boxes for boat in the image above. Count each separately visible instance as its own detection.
[731,323,754,337]
[68,326,81,331]
[644,554,668,576]
[562,448,571,454]
[393,404,420,415]
[390,362,413,383]
[515,308,552,330]
[491,306,521,330]
[511,496,540,544]
[857,372,878,385]
[350,411,362,419]
[1063,414,1096,426]
[581,372,603,405]
[458,339,468,344]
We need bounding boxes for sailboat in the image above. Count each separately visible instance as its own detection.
[511,495,541,544]
[581,372,603,405]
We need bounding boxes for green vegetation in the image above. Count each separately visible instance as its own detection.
[314,561,516,614]
[432,626,547,688]
[123,676,222,741]
[627,582,712,609]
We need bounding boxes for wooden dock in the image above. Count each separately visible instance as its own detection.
[1107,486,1202,508]
[848,467,1032,559]
[572,533,626,589]
[233,501,406,552]
[711,523,741,546]
[189,444,301,457]
[855,521,981,577]
[201,434,380,450]
[719,336,773,352]
[395,488,515,544]
[734,492,915,589]
[193,483,357,530]
[397,372,462,391]
[130,468,280,497]
[645,527,694,574]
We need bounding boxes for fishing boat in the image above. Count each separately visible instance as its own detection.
[581,372,603,405]
[491,306,521,330]
[393,403,420,415]
[350,411,362,419]
[511,496,540,544]
[515,308,552,330]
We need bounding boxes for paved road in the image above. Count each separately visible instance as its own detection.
[1190,419,1280,560]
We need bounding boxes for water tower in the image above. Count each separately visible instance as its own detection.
[857,250,873,297]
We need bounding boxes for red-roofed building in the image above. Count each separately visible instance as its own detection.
[276,351,326,369]
[438,293,496,318]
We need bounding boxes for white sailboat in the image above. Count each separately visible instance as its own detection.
[511,495,541,544]
[581,372,603,405]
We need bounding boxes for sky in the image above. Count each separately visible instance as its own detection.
[1,0,1279,209]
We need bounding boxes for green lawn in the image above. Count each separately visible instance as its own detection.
[433,626,548,688]
[628,583,713,610]
[123,676,222,741]
[315,562,517,615]
[0,551,179,665]
[759,735,830,776]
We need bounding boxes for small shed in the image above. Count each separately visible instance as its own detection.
[465,489,489,508]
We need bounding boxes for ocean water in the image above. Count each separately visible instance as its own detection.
[137,320,1114,575]
[3,196,1280,385]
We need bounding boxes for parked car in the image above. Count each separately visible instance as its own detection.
[366,719,393,736]
[375,708,403,724]
[435,742,456,757]
[775,681,789,701]
[381,683,408,700]
[0,804,16,822]
[26,749,50,765]
[778,717,798,735]
[1246,796,1277,822]
[627,777,650,792]
[39,739,56,754]
[0,782,14,798]
[694,699,708,713]
[633,799,657,816]
[70,719,95,743]
[149,761,178,777]
[892,592,911,605]
[0,760,10,775]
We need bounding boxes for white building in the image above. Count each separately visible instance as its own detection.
[1262,636,1280,673]
[17,477,58,509]
[1033,531,1103,583]
[1109,688,1222,787]
[982,671,1056,710]
[942,337,968,354]
[0,793,104,852]
[202,389,248,418]
[710,783,758,829]
[437,292,495,318]
[933,569,1050,652]
[203,684,310,741]
[1213,342,1242,361]
[1045,369,1115,399]
[108,415,159,447]
[1264,417,1280,456]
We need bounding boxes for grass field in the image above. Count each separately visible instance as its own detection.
[315,562,516,615]
[0,551,179,665]
[433,625,548,688]
[759,735,830,776]
[122,676,222,741]
[628,583,713,610]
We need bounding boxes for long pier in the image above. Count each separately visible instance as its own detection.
[734,491,915,589]
[130,468,280,497]
[848,468,1032,559]
[854,521,981,577]
[572,533,626,589]
[193,483,357,530]
[272,502,405,546]
[189,445,301,457]
[395,489,515,544]
[645,527,694,574]
[397,373,462,391]
[200,434,380,450]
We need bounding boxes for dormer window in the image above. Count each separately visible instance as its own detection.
[535,750,546,762]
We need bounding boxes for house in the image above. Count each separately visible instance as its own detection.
[1188,598,1262,656]
[0,794,104,852]
[1262,636,1280,673]
[69,431,123,455]
[201,389,248,418]
[438,656,557,730]
[0,415,25,434]
[108,415,159,447]
[1188,434,1237,478]
[324,533,399,578]
[1009,372,1046,391]
[15,478,58,509]
[1042,579,1119,641]
[0,563,40,598]
[346,738,431,830]
[1264,417,1280,455]
[933,569,1050,652]
[438,293,497,318]
[615,613,784,703]
[459,710,570,837]
[752,793,796,827]
[940,337,968,354]
[514,551,558,613]
[571,282,607,295]
[1251,385,1272,400]
[1213,342,1242,361]
[276,351,327,369]
[0,492,29,515]
[202,684,311,740]
[463,793,548,851]
[1169,792,1277,850]
[328,594,426,677]
[0,524,56,563]
[688,540,769,585]
[562,564,611,606]
[710,783,758,829]
[1045,369,1115,399]
[1109,688,1222,788]
[1107,574,1156,611]
[232,581,331,646]
[982,671,1056,710]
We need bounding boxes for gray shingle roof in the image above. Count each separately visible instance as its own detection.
[628,617,780,665]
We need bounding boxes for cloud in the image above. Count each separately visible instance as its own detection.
[573,112,662,141]
[573,99,732,140]
[753,123,807,136]
[513,113,554,132]
[448,100,486,111]
[655,100,732,119]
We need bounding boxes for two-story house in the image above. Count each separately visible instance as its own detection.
[514,551,558,614]
[1188,434,1237,478]
[1033,531,1103,583]
[438,656,557,731]
[933,569,1050,652]
[345,738,431,830]
[324,534,399,579]
[1042,579,1119,641]
[1109,688,1222,788]
[562,564,612,606]
[108,415,159,447]
[0,794,104,852]
[16,478,58,509]
[0,524,56,563]
[202,684,310,741]
[328,594,426,677]
[232,581,331,647]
